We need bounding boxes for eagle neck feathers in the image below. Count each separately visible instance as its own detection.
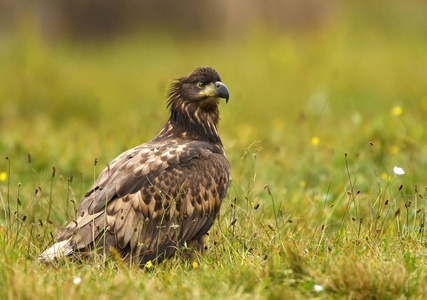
[157,96,222,145]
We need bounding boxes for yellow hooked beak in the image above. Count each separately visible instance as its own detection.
[198,81,229,103]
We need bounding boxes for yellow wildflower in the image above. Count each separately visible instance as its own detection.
[389,146,399,155]
[311,137,320,146]
[391,106,402,116]
[0,172,7,182]
[192,261,199,268]
[145,260,153,268]
[381,173,392,182]
[299,181,306,188]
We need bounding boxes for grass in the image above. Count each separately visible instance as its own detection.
[1,3,427,299]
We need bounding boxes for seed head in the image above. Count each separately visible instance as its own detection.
[264,184,272,195]
[395,209,400,217]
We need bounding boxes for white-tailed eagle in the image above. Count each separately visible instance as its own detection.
[39,67,230,265]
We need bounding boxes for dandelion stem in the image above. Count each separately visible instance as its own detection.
[338,153,354,233]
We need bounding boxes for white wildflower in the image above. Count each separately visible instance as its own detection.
[73,277,82,285]
[313,284,324,292]
[393,166,405,175]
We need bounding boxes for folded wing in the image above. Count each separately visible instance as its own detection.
[43,140,230,264]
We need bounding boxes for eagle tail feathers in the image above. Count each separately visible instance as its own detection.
[38,237,73,263]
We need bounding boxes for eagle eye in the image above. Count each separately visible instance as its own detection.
[196,82,206,89]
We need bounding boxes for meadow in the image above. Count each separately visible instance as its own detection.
[1,5,427,299]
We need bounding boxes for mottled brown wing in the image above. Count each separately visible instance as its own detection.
[57,140,230,263]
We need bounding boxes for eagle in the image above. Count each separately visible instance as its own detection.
[39,66,231,265]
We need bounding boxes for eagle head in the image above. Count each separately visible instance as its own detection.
[167,67,229,112]
[163,67,229,142]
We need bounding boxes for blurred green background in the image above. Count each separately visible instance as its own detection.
[0,0,426,217]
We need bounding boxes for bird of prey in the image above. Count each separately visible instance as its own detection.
[39,66,230,265]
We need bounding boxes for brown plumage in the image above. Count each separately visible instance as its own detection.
[39,67,230,265]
